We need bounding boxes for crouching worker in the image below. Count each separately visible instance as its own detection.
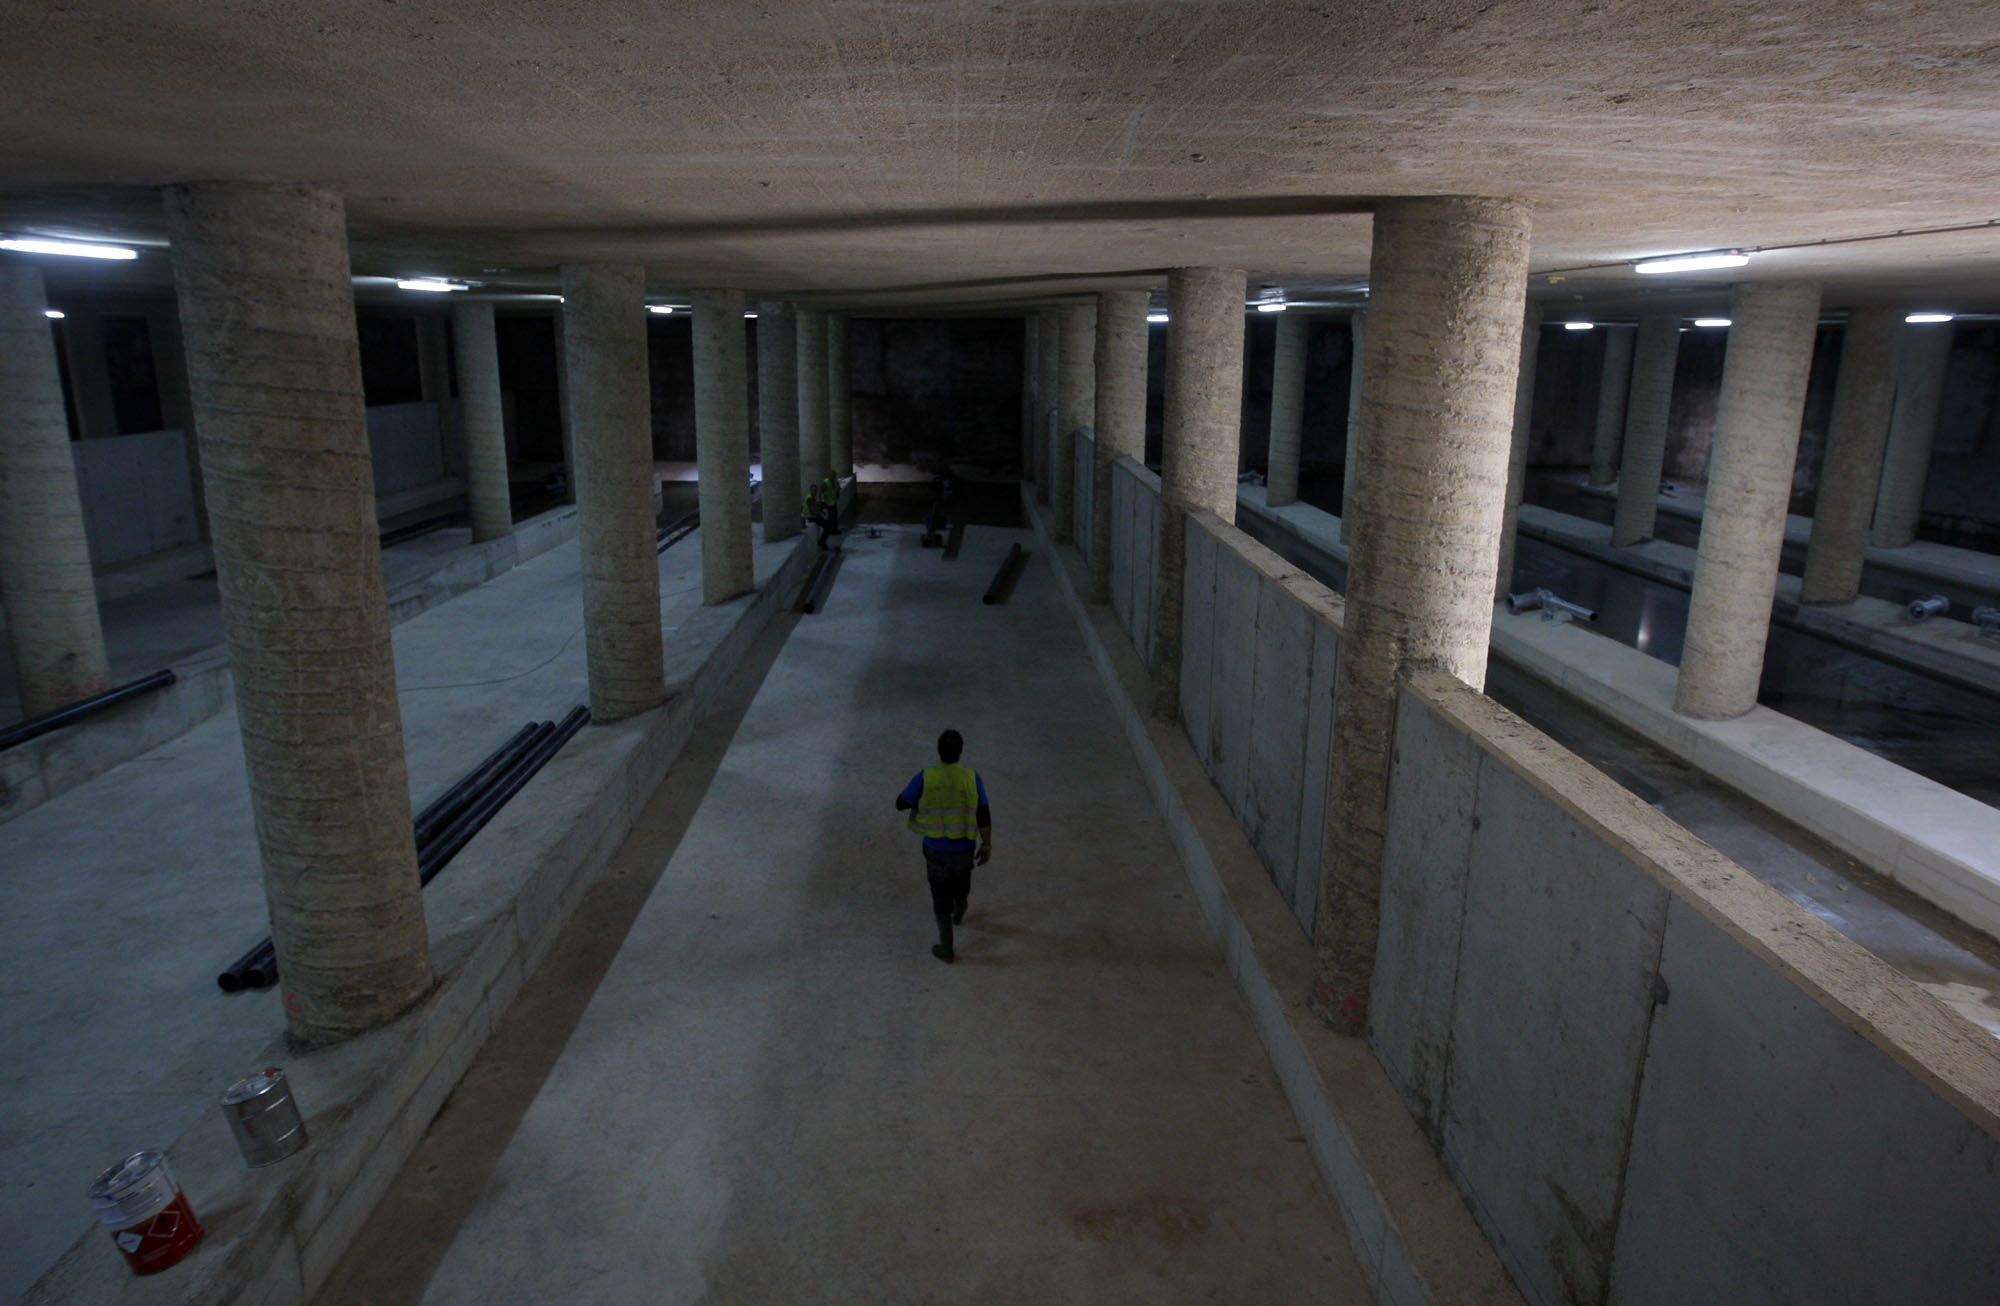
[895,729,993,963]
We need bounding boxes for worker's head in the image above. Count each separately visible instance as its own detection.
[937,729,963,764]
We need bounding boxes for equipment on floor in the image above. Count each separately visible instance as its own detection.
[1975,606,2000,640]
[0,669,177,752]
[797,549,844,614]
[982,544,1027,605]
[1505,587,1597,623]
[215,707,590,992]
[1906,594,1950,622]
[221,1067,308,1169]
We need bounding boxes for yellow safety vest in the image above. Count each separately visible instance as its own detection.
[909,764,979,840]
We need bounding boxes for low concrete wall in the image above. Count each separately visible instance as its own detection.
[1373,673,2000,1306]
[73,428,201,567]
[1107,455,1160,667]
[1179,512,1341,934]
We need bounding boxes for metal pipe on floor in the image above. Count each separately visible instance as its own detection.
[418,708,586,886]
[0,669,177,752]
[412,722,544,846]
[983,544,1027,606]
[1907,595,1950,622]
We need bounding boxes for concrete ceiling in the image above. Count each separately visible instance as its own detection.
[3,0,1998,312]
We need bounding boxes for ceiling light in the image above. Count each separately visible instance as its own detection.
[44,308,64,319]
[1564,320,1594,331]
[1255,302,1287,313]
[1147,312,1169,324]
[1905,312,1955,324]
[395,278,468,293]
[0,236,139,260]
[1692,317,1731,327]
[648,304,675,315]
[744,311,758,318]
[1633,251,1750,275]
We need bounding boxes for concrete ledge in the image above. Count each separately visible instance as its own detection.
[1025,489,1519,1306]
[24,535,809,1306]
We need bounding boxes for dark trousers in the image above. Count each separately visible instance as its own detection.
[925,848,974,949]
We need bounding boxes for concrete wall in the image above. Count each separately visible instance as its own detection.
[367,400,449,499]
[1371,674,2000,1306]
[1176,512,1340,935]
[72,428,201,566]
[1106,455,1159,667]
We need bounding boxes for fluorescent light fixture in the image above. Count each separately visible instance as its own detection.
[1147,312,1169,323]
[648,304,675,315]
[43,308,64,319]
[395,277,467,293]
[0,236,138,260]
[744,311,758,318]
[1905,312,1955,324]
[1692,317,1732,327]
[1633,251,1750,275]
[1255,301,1287,313]
[1564,320,1594,331]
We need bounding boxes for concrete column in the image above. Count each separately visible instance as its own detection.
[1266,312,1307,506]
[561,262,666,721]
[1151,267,1247,717]
[553,311,576,503]
[1313,197,1532,1035]
[691,289,755,604]
[59,308,121,439]
[450,301,513,542]
[1091,289,1149,602]
[1020,314,1039,480]
[163,182,429,1041]
[1800,307,1902,603]
[1493,299,1544,597]
[1871,320,1955,548]
[0,263,112,718]
[827,312,852,477]
[1611,315,1682,546]
[1675,281,1823,720]
[1054,300,1098,542]
[796,308,829,491]
[1037,307,1060,503]
[756,302,802,542]
[414,313,461,481]
[145,303,209,542]
[1340,309,1365,538]
[1588,324,1635,486]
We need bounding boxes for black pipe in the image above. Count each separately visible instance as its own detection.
[943,520,965,560]
[420,705,590,886]
[798,551,844,614]
[217,937,277,992]
[413,723,544,845]
[0,669,177,752]
[982,544,1026,605]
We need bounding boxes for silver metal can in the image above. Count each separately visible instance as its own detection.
[221,1067,307,1168]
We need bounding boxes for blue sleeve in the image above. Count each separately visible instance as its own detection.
[899,772,925,806]
[976,773,989,806]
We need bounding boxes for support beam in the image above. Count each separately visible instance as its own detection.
[562,262,666,721]
[1588,323,1634,486]
[1092,288,1149,602]
[797,308,829,492]
[827,312,852,477]
[1151,267,1247,718]
[692,288,755,604]
[0,262,112,718]
[1494,299,1543,597]
[1800,307,1902,603]
[1266,312,1307,507]
[1611,314,1682,547]
[1675,281,1823,720]
[451,300,513,542]
[1340,309,1365,539]
[163,181,429,1041]
[1054,300,1097,543]
[757,301,802,542]
[1313,196,1532,1035]
[1871,320,1955,548]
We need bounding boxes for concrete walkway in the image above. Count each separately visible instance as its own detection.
[326,522,1366,1304]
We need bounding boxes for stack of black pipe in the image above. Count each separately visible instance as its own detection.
[216,705,591,992]
[0,669,176,752]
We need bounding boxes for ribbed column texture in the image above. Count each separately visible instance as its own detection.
[1265,313,1307,506]
[1494,299,1544,597]
[1611,315,1682,547]
[756,302,802,542]
[1036,308,1060,503]
[1800,307,1902,603]
[692,289,755,604]
[451,300,513,542]
[827,313,852,477]
[1091,289,1150,601]
[1588,324,1635,486]
[1871,321,1955,548]
[1054,300,1098,543]
[1340,310,1366,539]
[796,309,829,491]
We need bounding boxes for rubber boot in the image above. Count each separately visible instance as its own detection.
[932,913,955,963]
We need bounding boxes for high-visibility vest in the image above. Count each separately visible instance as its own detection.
[909,764,979,840]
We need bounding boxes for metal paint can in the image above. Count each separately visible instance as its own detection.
[86,1150,204,1276]
[221,1066,308,1168]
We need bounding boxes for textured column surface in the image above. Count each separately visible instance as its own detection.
[1314,196,1532,1036]
[1493,299,1544,596]
[1266,312,1307,506]
[163,182,429,1041]
[1340,310,1366,537]
[1091,289,1149,601]
[1037,308,1060,503]
[1152,267,1247,716]
[1800,307,1902,603]
[553,310,576,502]
[1588,324,1635,486]
[147,304,209,542]
[827,313,852,477]
[1054,300,1098,542]
[0,262,112,717]
[1611,315,1682,546]
[1871,321,1955,548]
[1675,281,1823,720]
[692,289,755,604]
[757,302,802,543]
[1020,314,1039,480]
[796,308,829,492]
[451,300,513,542]
[562,263,666,721]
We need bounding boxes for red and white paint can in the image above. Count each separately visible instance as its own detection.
[86,1149,204,1276]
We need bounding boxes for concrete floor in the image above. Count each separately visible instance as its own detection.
[319,522,1366,1304]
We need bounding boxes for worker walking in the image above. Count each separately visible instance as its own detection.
[895,729,993,963]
